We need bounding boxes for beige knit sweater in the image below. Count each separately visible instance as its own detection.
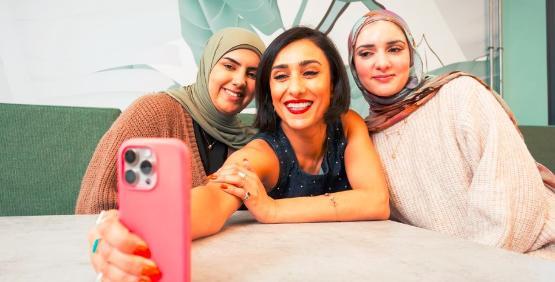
[75,93,209,214]
[371,76,555,259]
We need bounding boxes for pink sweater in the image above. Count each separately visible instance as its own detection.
[371,76,555,260]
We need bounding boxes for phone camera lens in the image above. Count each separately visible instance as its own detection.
[140,160,152,174]
[124,149,137,164]
[125,170,137,184]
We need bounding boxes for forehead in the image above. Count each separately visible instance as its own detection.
[272,39,328,66]
[355,20,407,46]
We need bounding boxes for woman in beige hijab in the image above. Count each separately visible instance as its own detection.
[76,27,265,214]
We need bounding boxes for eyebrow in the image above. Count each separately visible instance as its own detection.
[356,40,406,50]
[221,57,241,65]
[222,57,257,71]
[272,59,321,70]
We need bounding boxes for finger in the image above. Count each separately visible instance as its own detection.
[98,238,160,278]
[98,257,152,282]
[220,184,249,200]
[97,215,151,257]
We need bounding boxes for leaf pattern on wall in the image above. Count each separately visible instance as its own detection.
[178,0,283,62]
[317,0,384,34]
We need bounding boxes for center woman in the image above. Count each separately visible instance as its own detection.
[211,26,389,223]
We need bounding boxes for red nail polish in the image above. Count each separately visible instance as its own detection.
[133,245,152,258]
[220,183,228,190]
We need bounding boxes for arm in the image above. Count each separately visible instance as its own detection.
[452,77,546,250]
[219,111,390,223]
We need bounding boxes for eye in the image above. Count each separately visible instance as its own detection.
[272,73,288,81]
[357,50,373,58]
[303,70,319,77]
[247,71,257,80]
[388,46,403,53]
[223,63,235,71]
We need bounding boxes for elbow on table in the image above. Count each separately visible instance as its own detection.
[366,193,390,220]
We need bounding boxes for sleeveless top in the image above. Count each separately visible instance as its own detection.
[254,120,351,199]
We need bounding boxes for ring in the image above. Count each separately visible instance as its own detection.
[92,238,101,254]
[96,210,107,225]
[238,171,246,180]
[243,191,251,201]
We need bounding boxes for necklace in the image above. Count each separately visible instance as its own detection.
[383,119,408,160]
[200,129,216,151]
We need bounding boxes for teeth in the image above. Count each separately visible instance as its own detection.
[225,89,242,97]
[287,102,312,109]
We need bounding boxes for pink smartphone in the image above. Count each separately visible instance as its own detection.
[117,138,191,282]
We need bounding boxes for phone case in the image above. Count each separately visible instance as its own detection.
[117,138,191,282]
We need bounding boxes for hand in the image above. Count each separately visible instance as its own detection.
[89,210,160,281]
[210,159,277,223]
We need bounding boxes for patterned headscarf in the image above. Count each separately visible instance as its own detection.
[166,27,266,149]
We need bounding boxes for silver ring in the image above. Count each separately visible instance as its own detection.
[243,191,251,201]
[95,273,103,282]
[238,171,246,180]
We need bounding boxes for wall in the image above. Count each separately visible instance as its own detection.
[503,0,548,125]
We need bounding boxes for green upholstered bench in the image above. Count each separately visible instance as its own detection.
[0,103,120,216]
[519,125,555,171]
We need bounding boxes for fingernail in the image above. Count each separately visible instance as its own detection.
[133,244,151,258]
[139,277,152,282]
[220,183,228,190]
[141,263,161,277]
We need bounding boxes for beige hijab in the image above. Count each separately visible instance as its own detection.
[165,27,266,149]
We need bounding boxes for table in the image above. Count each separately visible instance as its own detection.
[1,212,554,281]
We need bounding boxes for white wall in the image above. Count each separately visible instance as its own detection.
[0,0,486,111]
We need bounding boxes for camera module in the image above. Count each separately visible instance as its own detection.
[140,160,152,174]
[125,170,137,184]
[124,149,137,164]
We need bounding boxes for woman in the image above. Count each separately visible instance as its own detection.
[348,10,555,258]
[213,26,389,223]
[90,27,389,282]
[75,27,265,214]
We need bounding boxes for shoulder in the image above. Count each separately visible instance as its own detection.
[340,110,367,138]
[122,93,188,123]
[127,92,185,114]
[437,76,490,100]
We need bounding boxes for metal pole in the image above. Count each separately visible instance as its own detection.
[497,0,503,97]
[488,0,495,90]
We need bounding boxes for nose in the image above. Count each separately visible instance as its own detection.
[231,71,246,88]
[373,51,391,71]
[287,73,305,97]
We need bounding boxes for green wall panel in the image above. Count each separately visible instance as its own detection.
[503,0,548,125]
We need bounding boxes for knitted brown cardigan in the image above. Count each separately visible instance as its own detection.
[75,93,209,214]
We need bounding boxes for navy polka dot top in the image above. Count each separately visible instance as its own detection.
[254,120,351,199]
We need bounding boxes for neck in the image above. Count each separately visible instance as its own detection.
[281,121,327,174]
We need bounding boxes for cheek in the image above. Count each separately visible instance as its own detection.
[354,59,372,83]
[208,70,221,99]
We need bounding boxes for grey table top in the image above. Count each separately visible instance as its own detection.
[1,211,554,282]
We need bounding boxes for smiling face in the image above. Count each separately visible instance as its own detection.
[353,20,411,97]
[208,48,260,116]
[269,39,332,132]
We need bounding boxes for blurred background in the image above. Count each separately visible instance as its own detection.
[0,0,552,125]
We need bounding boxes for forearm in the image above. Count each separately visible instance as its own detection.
[191,184,242,240]
[270,189,389,223]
